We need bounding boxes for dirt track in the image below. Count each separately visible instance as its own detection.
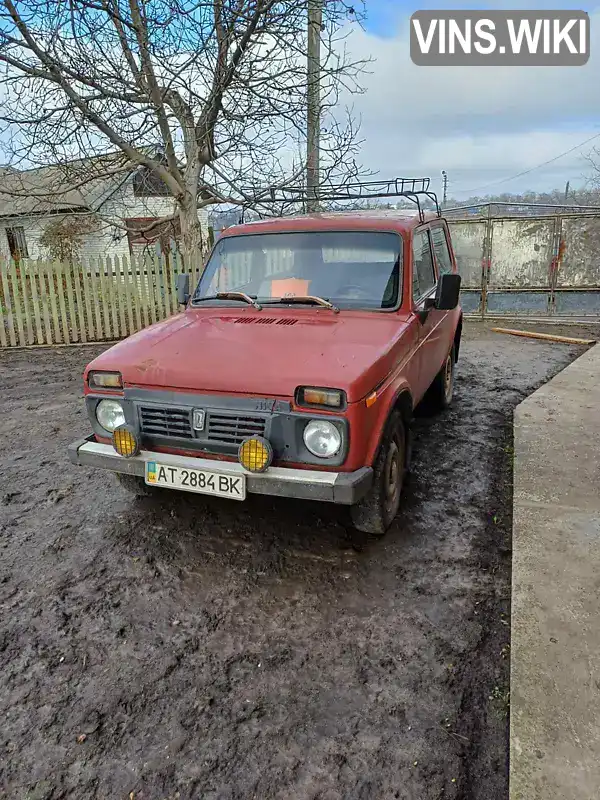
[0,322,594,800]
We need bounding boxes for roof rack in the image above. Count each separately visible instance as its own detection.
[248,177,441,222]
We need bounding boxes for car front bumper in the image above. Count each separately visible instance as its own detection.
[68,436,373,505]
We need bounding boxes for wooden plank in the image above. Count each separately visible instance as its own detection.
[63,259,79,343]
[170,251,181,314]
[152,254,163,323]
[115,256,128,337]
[160,255,169,318]
[146,255,158,325]
[157,253,167,321]
[78,260,94,342]
[0,306,7,347]
[97,256,112,340]
[137,254,149,328]
[128,256,138,336]
[121,256,135,337]
[29,261,44,345]
[112,259,123,338]
[139,256,149,329]
[133,254,143,328]
[88,258,103,341]
[54,262,70,344]
[1,262,17,346]
[71,260,87,343]
[123,257,133,336]
[161,254,171,319]
[18,262,34,345]
[47,262,63,343]
[168,252,176,314]
[112,256,123,336]
[490,327,596,346]
[127,255,142,333]
[38,263,54,345]
[171,253,180,314]
[8,260,26,347]
[190,261,198,298]
[106,257,120,339]
[108,255,119,337]
[78,260,93,341]
[0,259,8,347]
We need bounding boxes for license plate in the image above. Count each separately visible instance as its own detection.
[145,461,246,500]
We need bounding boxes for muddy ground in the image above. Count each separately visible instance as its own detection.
[0,321,596,800]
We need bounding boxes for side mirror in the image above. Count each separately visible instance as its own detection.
[176,273,190,306]
[435,273,461,311]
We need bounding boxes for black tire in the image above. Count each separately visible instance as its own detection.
[424,346,455,414]
[350,411,407,536]
[115,473,158,497]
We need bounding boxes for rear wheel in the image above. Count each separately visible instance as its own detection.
[350,411,406,536]
[115,473,158,497]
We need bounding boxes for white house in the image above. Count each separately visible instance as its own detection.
[0,153,210,263]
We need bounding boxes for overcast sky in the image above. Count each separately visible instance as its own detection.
[344,0,600,200]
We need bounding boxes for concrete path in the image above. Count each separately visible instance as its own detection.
[511,343,600,800]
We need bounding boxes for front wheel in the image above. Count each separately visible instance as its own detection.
[350,411,407,536]
[424,346,455,414]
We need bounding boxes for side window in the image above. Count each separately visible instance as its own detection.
[431,225,453,275]
[412,230,436,302]
[6,226,28,262]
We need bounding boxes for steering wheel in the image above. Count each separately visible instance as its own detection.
[335,284,373,300]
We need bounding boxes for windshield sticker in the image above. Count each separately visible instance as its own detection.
[270,278,311,298]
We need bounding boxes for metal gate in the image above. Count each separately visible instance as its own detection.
[446,204,600,319]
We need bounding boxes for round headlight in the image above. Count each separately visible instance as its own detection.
[96,399,126,432]
[303,420,342,458]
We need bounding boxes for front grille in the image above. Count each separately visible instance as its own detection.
[207,412,267,446]
[140,405,193,439]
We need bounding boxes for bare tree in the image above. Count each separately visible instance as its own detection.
[0,0,367,263]
[582,148,600,202]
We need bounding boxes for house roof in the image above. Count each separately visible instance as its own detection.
[0,152,139,218]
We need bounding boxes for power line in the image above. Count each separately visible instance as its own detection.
[453,131,600,197]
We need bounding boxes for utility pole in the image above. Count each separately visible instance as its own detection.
[441,170,448,207]
[564,180,570,202]
[306,0,321,213]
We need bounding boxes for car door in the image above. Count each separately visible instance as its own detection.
[411,227,447,399]
[429,220,458,358]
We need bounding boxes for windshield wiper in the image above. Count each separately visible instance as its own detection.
[262,295,340,313]
[192,292,262,310]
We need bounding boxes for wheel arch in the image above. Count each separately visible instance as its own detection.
[393,388,413,427]
[454,312,463,362]
[368,386,413,469]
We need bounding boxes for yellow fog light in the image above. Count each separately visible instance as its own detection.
[238,436,273,473]
[112,426,140,458]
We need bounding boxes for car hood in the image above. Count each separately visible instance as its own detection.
[86,307,412,403]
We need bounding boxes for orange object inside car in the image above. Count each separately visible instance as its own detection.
[270,278,311,298]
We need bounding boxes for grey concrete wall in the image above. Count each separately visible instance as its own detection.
[511,344,600,800]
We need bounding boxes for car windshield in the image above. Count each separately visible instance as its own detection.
[192,230,403,310]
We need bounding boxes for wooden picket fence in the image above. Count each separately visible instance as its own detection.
[0,253,207,347]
